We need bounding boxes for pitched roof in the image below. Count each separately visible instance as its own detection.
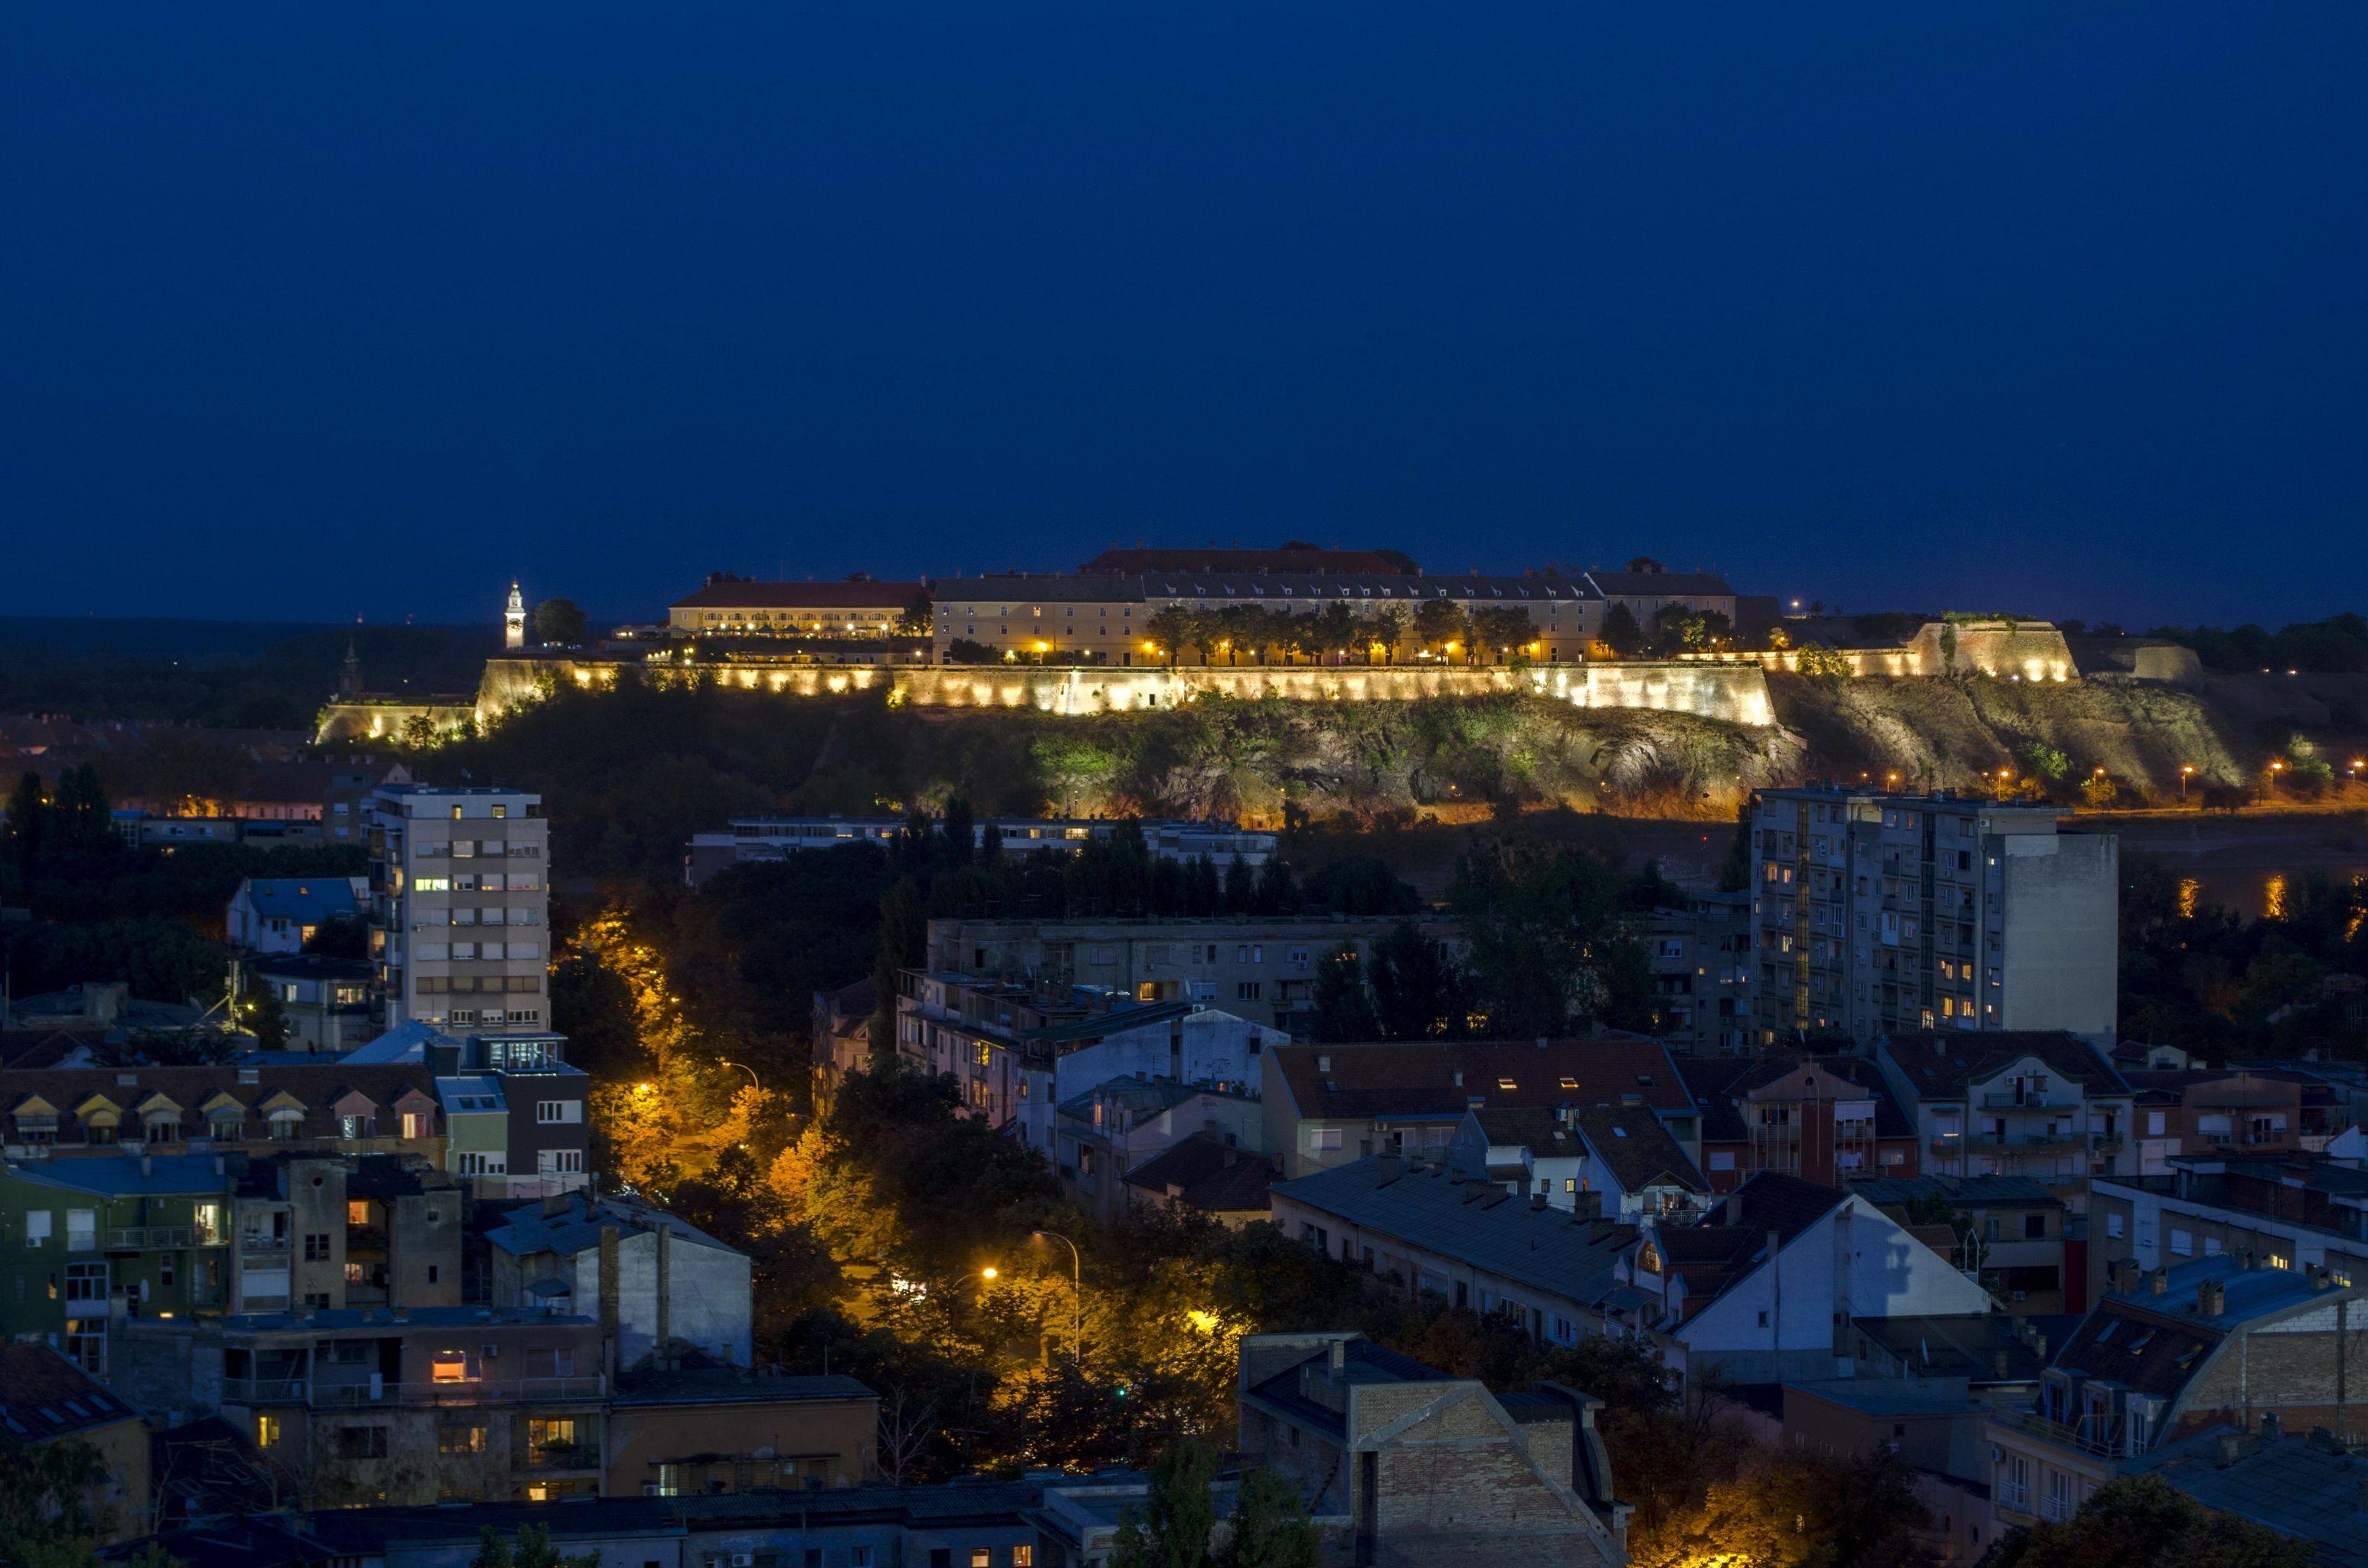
[1585,569,1735,597]
[1572,1105,1709,1194]
[1849,1173,2066,1211]
[0,1342,140,1442]
[1078,547,1414,577]
[1880,1031,2131,1099]
[1673,1053,1917,1142]
[1272,1037,1690,1122]
[486,1191,741,1260]
[1121,1132,1277,1214]
[0,1063,441,1145]
[2130,1428,2368,1568]
[669,580,924,610]
[235,877,361,924]
[1269,1156,1640,1308]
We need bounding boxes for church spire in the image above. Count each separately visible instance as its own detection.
[339,637,362,701]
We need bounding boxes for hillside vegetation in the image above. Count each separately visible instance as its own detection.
[421,669,2368,884]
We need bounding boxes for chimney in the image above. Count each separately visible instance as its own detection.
[2111,1258,2141,1294]
[2238,1247,2255,1271]
[2198,1278,2226,1317]
[1376,1155,1402,1184]
[1532,1192,1549,1211]
[542,1193,571,1218]
[1328,1339,1346,1375]
[2263,1411,2283,1441]
[2216,1429,2246,1465]
[2151,1266,2169,1295]
[140,1153,152,1178]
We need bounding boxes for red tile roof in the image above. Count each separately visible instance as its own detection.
[1271,1037,1690,1121]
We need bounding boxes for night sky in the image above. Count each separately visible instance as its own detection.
[5,5,2363,629]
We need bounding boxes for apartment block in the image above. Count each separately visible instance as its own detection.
[113,1305,613,1506]
[1851,1173,2077,1314]
[486,1191,754,1369]
[1644,891,1754,1052]
[1877,1030,2135,1204]
[368,785,550,1035]
[2121,1067,2337,1174]
[925,913,1453,1037]
[1447,1104,1710,1220]
[246,953,375,1053]
[1748,788,2118,1045]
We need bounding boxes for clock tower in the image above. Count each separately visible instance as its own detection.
[505,583,527,649]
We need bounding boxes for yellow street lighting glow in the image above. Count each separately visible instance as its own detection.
[980,1266,998,1281]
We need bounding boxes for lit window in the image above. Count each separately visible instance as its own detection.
[430,1352,470,1383]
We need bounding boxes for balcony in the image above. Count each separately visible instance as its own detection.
[240,1234,293,1260]
[220,1377,312,1404]
[106,1226,224,1250]
[1974,1130,2087,1150]
[1980,1093,2070,1111]
[523,1443,601,1471]
[312,1374,607,1409]
[2015,1411,2125,1458]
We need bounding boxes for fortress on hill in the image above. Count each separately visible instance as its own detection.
[313,547,2136,743]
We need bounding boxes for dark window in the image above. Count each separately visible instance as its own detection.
[2023,1214,2046,1240]
[931,1553,951,1568]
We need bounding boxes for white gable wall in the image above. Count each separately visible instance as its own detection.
[1679,1197,1992,1384]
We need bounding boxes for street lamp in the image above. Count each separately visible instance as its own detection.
[1032,1230,1083,1364]
[719,1060,760,1095]
[2180,764,2194,801]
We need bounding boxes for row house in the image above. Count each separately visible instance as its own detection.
[2,1063,446,1164]
[345,1027,594,1197]
[1674,1052,1921,1194]
[1876,1030,2134,1205]
[1261,1037,1696,1180]
[1447,1103,1711,1221]
[1630,1172,1994,1385]
[1748,789,2118,1046]
[924,913,1457,1038]
[1052,1076,1261,1227]
[1984,1254,2367,1532]
[2087,1145,2368,1302]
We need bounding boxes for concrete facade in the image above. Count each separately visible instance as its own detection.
[368,786,550,1036]
[1750,788,2118,1046]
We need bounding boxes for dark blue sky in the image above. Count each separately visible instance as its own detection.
[5,5,2363,629]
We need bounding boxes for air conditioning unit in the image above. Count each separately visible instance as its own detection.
[482,1343,500,1358]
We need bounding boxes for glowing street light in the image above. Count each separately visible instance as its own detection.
[2179,764,2194,801]
[719,1060,760,1094]
[1032,1229,1084,1364]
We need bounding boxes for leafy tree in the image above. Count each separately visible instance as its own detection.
[532,599,588,645]
[1716,799,1752,892]
[1367,920,1470,1039]
[1113,1439,1221,1568]
[868,877,925,1070]
[242,970,289,1049]
[895,592,935,638]
[1314,603,1361,666]
[0,1436,104,1560]
[1448,843,1644,1037]
[472,1524,603,1568]
[1219,1466,1323,1568]
[1977,1474,2314,1568]
[1600,603,1644,658]
[1365,603,1410,665]
[1146,608,1193,666]
[1310,943,1379,1041]
[2019,740,2071,784]
[1473,606,1537,663]
[944,638,1000,664]
[1414,598,1467,660]
[1795,641,1852,691]
[941,795,976,867]
[1222,855,1256,913]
